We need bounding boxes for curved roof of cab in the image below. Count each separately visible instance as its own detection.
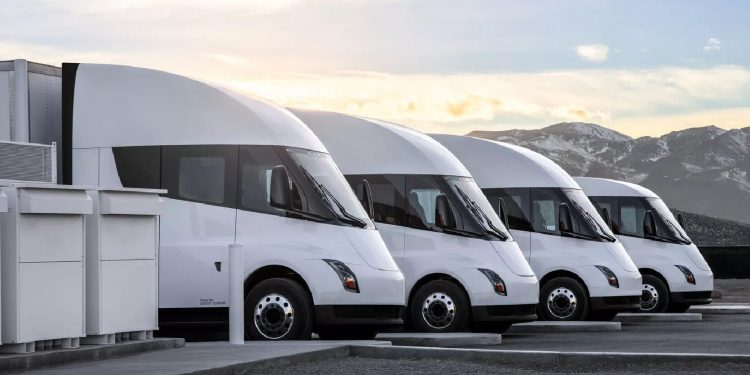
[67,63,326,151]
[575,177,659,198]
[290,109,471,176]
[430,134,580,189]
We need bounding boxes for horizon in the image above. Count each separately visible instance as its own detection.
[464,121,750,139]
[2,0,750,137]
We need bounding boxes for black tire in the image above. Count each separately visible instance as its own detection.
[410,280,470,332]
[245,278,313,340]
[640,274,669,313]
[587,310,619,321]
[472,322,512,334]
[539,277,590,321]
[667,303,691,313]
[317,327,378,340]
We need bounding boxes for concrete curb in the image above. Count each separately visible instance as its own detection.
[507,321,621,333]
[375,333,501,347]
[0,337,185,374]
[614,313,702,322]
[349,345,750,367]
[690,305,750,314]
[188,345,352,375]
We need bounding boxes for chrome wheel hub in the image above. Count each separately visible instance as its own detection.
[547,287,578,319]
[254,293,294,339]
[422,292,456,329]
[641,284,659,311]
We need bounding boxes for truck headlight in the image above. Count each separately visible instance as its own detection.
[675,265,696,285]
[595,265,619,288]
[478,268,507,296]
[323,259,359,293]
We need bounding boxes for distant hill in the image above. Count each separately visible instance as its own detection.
[468,123,750,226]
[673,209,750,246]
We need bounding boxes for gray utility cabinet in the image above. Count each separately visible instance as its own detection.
[84,188,165,344]
[0,183,92,353]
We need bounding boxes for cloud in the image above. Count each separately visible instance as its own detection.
[221,65,750,137]
[575,44,609,63]
[204,54,247,66]
[704,38,721,52]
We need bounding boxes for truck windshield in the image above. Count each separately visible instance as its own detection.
[564,189,617,242]
[447,176,511,241]
[286,149,374,229]
[646,198,692,244]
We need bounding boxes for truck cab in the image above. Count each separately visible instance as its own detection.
[575,177,713,313]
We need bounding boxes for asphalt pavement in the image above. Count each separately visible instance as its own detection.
[495,313,750,354]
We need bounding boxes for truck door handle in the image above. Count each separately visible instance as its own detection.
[214,262,222,272]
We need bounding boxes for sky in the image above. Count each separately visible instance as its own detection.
[1,0,749,137]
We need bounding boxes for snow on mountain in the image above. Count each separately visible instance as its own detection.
[467,123,750,225]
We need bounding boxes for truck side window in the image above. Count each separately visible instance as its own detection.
[405,175,465,232]
[346,174,406,226]
[590,196,619,234]
[530,188,580,235]
[161,145,238,208]
[112,146,161,189]
[239,146,307,216]
[619,197,647,237]
[482,188,532,231]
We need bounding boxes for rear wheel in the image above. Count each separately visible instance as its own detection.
[245,278,313,340]
[539,277,589,321]
[640,274,669,313]
[410,280,470,332]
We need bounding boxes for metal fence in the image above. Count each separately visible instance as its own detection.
[699,246,750,279]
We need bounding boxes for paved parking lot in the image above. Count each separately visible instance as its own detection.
[495,313,750,354]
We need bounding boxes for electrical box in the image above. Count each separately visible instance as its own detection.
[84,188,165,344]
[0,183,92,353]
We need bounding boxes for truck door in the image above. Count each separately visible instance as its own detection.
[158,145,238,309]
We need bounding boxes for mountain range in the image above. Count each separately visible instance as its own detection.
[467,123,750,239]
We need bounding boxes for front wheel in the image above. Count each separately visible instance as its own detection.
[410,280,470,332]
[640,274,669,313]
[245,278,313,340]
[539,277,589,321]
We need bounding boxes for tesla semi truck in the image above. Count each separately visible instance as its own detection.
[575,177,713,313]
[433,135,641,321]
[61,63,405,340]
[293,109,538,333]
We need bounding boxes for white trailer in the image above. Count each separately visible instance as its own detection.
[433,135,642,321]
[294,109,539,333]
[575,177,713,312]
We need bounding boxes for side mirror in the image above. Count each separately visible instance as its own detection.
[677,213,685,228]
[601,207,612,229]
[435,194,456,229]
[643,210,656,237]
[361,179,375,219]
[497,198,509,227]
[270,165,292,209]
[558,203,572,232]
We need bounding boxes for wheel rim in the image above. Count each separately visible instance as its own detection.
[547,287,578,319]
[421,292,456,329]
[254,293,295,339]
[640,283,659,311]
